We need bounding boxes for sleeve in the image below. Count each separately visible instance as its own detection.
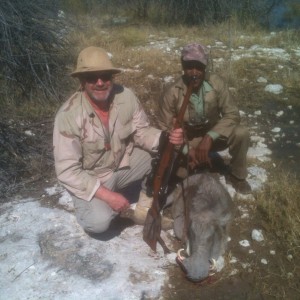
[130,91,162,151]
[209,75,240,138]
[157,84,178,131]
[53,110,100,201]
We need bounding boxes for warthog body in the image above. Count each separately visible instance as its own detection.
[169,173,233,281]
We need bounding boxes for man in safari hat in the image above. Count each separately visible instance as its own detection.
[157,43,251,194]
[53,46,183,235]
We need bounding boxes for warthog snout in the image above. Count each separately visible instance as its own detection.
[169,173,233,282]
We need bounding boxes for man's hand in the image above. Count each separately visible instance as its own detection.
[169,127,184,145]
[95,186,130,212]
[188,147,199,169]
[195,134,213,167]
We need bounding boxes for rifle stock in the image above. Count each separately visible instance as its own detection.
[143,77,196,253]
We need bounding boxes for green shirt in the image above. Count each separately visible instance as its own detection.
[189,81,219,140]
[181,81,219,155]
[189,81,212,123]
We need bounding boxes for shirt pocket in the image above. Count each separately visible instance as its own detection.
[82,140,106,170]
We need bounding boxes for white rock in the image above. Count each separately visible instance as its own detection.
[247,146,272,162]
[163,76,174,83]
[229,269,238,276]
[239,240,250,247]
[251,135,265,143]
[264,84,283,94]
[271,127,281,133]
[254,110,262,115]
[25,130,35,136]
[287,254,293,261]
[257,77,267,83]
[257,141,268,148]
[252,229,264,242]
[241,213,249,219]
[276,111,284,117]
[261,259,268,265]
[248,166,268,183]
[230,257,238,263]
[241,262,251,269]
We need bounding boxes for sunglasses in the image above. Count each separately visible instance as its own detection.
[83,73,113,84]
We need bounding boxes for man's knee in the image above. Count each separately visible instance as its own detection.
[233,126,250,141]
[73,197,116,234]
[228,126,250,148]
[78,213,113,234]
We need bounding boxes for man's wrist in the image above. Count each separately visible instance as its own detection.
[207,130,219,141]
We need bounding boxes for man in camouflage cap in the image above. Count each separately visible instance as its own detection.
[53,46,183,235]
[157,43,251,194]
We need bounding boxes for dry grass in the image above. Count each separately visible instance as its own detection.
[65,16,300,91]
[256,170,300,249]
[253,170,300,299]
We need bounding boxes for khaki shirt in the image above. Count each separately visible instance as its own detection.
[157,74,240,138]
[53,84,161,201]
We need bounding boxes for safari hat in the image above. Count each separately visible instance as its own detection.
[181,43,209,66]
[71,46,121,77]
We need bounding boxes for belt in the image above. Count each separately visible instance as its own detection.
[184,121,210,140]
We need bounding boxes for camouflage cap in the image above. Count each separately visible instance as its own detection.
[181,43,209,66]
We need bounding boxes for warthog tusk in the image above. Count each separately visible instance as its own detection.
[208,258,217,276]
[177,248,186,261]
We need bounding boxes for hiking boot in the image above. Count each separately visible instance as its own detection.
[225,173,252,195]
[133,191,174,230]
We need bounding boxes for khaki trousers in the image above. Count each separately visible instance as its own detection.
[188,125,250,179]
[72,147,152,234]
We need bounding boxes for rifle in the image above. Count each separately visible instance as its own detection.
[143,77,196,253]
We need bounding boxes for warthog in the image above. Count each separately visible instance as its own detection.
[168,173,233,282]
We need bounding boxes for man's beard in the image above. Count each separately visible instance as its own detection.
[86,85,113,104]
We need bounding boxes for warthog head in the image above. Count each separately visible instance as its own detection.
[170,173,233,282]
